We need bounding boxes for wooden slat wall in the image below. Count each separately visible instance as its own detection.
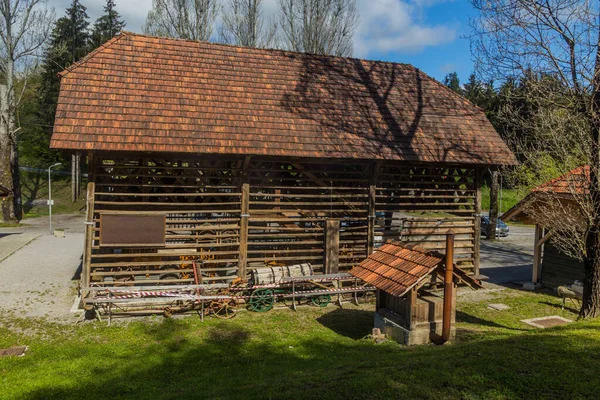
[374,165,476,267]
[246,159,369,273]
[85,155,478,287]
[541,241,584,289]
[90,155,243,286]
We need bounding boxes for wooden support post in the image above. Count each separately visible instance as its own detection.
[238,156,251,279]
[533,224,543,283]
[325,219,340,274]
[407,286,418,330]
[76,152,81,200]
[487,169,499,240]
[87,152,95,182]
[473,168,483,275]
[71,153,77,202]
[367,162,381,255]
[81,182,95,299]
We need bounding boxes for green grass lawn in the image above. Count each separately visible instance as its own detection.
[481,186,527,214]
[1,290,598,399]
[19,170,85,218]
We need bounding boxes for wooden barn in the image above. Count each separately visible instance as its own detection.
[49,32,516,298]
[502,166,587,289]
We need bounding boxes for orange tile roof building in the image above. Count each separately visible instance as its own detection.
[50,32,516,292]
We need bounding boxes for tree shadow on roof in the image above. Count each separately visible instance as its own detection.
[280,54,486,164]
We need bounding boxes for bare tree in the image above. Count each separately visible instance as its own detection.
[0,0,53,222]
[470,0,600,317]
[219,0,277,48]
[277,0,358,56]
[143,0,219,41]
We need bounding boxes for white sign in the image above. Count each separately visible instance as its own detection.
[47,200,54,206]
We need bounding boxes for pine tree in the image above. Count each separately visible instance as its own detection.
[34,0,90,164]
[91,0,126,48]
[443,72,462,94]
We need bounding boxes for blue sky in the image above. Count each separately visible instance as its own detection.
[50,0,476,82]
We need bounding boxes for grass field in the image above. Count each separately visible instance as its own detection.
[481,186,527,214]
[1,289,598,400]
[19,170,85,218]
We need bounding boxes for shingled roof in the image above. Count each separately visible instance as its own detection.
[50,32,516,165]
[350,240,482,297]
[349,241,444,297]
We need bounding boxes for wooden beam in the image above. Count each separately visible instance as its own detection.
[325,219,340,274]
[532,224,543,283]
[473,168,483,275]
[238,156,251,279]
[81,182,95,299]
[537,229,554,247]
[367,161,382,255]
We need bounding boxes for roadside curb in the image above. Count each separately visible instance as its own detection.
[0,234,41,263]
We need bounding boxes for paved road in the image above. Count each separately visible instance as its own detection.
[0,214,85,321]
[480,224,535,285]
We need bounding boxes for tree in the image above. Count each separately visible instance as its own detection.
[443,72,462,94]
[90,0,126,48]
[277,0,358,56]
[0,0,53,222]
[470,0,600,317]
[219,0,277,48]
[143,0,219,41]
[37,0,90,146]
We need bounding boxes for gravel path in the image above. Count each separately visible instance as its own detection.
[0,214,85,322]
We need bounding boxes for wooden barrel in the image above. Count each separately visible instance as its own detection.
[250,263,313,285]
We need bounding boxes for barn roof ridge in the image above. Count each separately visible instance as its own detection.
[50,32,517,165]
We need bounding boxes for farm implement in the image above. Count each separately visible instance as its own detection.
[82,264,375,324]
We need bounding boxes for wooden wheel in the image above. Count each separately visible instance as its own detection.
[310,294,331,308]
[249,288,275,312]
[210,300,237,319]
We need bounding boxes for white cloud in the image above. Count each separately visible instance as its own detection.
[354,0,456,57]
[49,0,456,57]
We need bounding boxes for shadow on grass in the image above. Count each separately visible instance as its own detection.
[456,310,527,332]
[540,301,580,315]
[316,308,373,339]
[15,309,600,400]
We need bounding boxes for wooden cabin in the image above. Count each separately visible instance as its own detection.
[502,166,587,289]
[349,238,482,345]
[49,32,516,295]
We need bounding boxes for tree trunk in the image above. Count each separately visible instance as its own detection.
[581,28,600,318]
[11,138,22,220]
[0,84,16,223]
[487,170,499,240]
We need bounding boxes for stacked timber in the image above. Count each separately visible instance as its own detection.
[250,263,314,285]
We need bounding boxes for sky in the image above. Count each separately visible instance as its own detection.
[49,0,476,82]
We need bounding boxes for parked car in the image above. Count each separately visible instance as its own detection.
[481,216,509,237]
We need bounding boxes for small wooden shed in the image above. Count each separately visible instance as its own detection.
[349,237,482,345]
[48,32,515,297]
[502,166,587,289]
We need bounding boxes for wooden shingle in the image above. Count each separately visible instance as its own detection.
[50,32,517,165]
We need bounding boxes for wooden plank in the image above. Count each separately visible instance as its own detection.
[368,162,380,255]
[473,168,482,275]
[533,224,543,283]
[325,219,340,274]
[81,182,95,298]
[238,156,251,278]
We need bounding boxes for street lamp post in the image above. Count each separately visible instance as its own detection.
[48,162,62,234]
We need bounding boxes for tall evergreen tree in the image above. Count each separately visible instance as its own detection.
[34,0,90,164]
[90,0,126,48]
[443,72,462,94]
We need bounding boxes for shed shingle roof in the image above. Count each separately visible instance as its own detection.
[50,32,516,165]
[349,241,444,297]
